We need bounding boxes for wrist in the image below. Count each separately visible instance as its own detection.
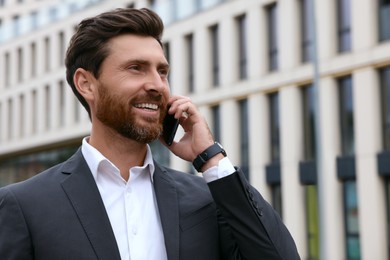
[192,142,227,172]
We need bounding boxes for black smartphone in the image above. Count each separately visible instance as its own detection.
[162,112,179,146]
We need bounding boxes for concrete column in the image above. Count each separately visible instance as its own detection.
[318,77,344,260]
[24,42,31,82]
[353,68,387,260]
[11,95,19,140]
[9,49,17,86]
[64,82,75,127]
[316,0,337,60]
[194,26,211,92]
[247,4,268,79]
[279,0,300,70]
[169,36,186,95]
[279,86,306,257]
[36,85,45,133]
[219,16,237,86]
[36,37,45,76]
[220,99,239,163]
[248,93,271,201]
[50,80,60,130]
[24,89,32,137]
[0,51,5,90]
[352,0,377,51]
[50,33,60,70]
[0,98,7,142]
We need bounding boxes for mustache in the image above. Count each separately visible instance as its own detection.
[131,93,169,109]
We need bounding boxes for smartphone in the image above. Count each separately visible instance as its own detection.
[162,112,179,146]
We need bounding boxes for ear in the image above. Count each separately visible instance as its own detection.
[73,68,97,102]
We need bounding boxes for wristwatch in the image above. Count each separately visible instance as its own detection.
[192,142,227,172]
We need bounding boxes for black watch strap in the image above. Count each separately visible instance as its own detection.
[192,142,227,172]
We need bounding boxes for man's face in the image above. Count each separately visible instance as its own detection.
[93,34,170,143]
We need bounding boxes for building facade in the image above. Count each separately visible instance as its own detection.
[1,0,390,259]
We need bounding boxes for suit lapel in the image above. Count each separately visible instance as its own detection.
[153,163,180,260]
[60,150,121,260]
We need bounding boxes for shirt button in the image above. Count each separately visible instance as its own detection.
[132,227,137,235]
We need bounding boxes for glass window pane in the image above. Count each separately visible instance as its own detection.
[269,93,280,162]
[337,0,352,52]
[343,181,361,259]
[379,0,390,41]
[338,76,355,156]
[272,184,282,217]
[302,84,316,160]
[306,185,320,260]
[0,146,79,187]
[380,66,390,149]
[239,99,249,179]
[266,3,278,71]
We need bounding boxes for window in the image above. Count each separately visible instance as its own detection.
[59,81,65,127]
[211,105,221,142]
[44,37,50,72]
[185,34,194,93]
[337,0,351,52]
[343,180,361,259]
[385,178,390,257]
[31,42,36,77]
[271,184,282,217]
[266,3,278,71]
[31,11,38,30]
[4,52,10,87]
[338,76,360,259]
[45,85,50,130]
[13,15,20,36]
[305,185,319,260]
[239,99,249,179]
[32,90,37,133]
[163,42,171,83]
[268,92,281,216]
[237,14,247,79]
[302,84,316,160]
[59,31,65,66]
[379,0,390,41]
[338,76,354,156]
[269,92,280,162]
[300,0,313,62]
[19,94,25,137]
[0,146,79,187]
[380,66,390,149]
[7,99,12,139]
[210,24,219,86]
[17,47,23,83]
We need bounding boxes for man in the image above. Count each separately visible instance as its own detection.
[0,8,300,260]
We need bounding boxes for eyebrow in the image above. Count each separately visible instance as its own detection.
[123,59,170,70]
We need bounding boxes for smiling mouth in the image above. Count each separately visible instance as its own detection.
[134,103,159,111]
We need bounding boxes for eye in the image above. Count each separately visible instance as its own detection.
[159,68,169,77]
[128,64,141,71]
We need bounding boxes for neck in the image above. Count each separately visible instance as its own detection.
[88,123,148,181]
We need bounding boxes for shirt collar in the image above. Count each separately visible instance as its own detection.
[81,137,155,182]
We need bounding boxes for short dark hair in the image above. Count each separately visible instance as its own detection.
[65,8,164,118]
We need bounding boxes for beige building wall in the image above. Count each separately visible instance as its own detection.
[1,0,390,259]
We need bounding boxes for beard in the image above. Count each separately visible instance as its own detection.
[95,84,167,144]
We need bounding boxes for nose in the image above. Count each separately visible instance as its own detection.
[144,70,168,94]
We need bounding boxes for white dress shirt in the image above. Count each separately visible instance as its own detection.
[81,137,235,260]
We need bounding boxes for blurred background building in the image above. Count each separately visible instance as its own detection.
[1,0,390,259]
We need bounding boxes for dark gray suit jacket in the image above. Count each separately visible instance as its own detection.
[0,149,300,260]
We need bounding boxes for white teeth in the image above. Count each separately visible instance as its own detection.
[135,103,158,110]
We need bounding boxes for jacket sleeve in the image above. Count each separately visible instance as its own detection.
[0,187,34,260]
[208,169,300,260]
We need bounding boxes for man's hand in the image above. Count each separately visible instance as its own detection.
[159,95,218,169]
